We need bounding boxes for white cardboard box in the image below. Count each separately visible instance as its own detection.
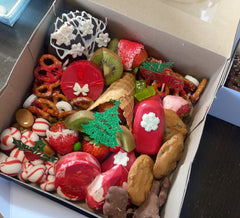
[0,0,240,217]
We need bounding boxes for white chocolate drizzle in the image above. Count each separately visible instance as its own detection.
[50,10,110,61]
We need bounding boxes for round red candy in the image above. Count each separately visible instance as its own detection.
[61,60,104,100]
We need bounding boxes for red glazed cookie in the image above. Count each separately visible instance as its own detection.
[61,60,104,100]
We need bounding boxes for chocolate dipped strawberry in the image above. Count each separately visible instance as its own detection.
[55,152,101,201]
[118,39,148,71]
[46,122,79,155]
[132,95,164,155]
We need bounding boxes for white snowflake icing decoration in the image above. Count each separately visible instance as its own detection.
[141,112,160,132]
[51,23,75,46]
[73,83,89,96]
[96,33,110,47]
[50,10,110,60]
[113,152,129,167]
[71,43,85,58]
[79,20,94,36]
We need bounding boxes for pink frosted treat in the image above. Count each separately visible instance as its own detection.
[32,118,50,137]
[18,162,33,182]
[10,148,26,162]
[163,95,191,119]
[0,157,23,176]
[0,127,21,152]
[21,131,40,147]
[40,175,56,192]
[27,164,46,183]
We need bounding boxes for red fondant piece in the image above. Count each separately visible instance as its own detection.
[61,60,104,100]
[86,164,128,210]
[132,95,164,155]
[55,152,101,201]
[101,149,136,172]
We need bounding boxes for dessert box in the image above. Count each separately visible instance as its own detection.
[209,39,240,127]
[0,0,239,217]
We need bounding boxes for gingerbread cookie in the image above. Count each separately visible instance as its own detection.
[153,134,184,179]
[127,154,154,206]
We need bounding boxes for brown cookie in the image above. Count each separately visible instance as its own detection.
[127,154,154,206]
[153,134,184,179]
[163,109,188,143]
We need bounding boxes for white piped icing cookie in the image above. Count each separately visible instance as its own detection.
[49,10,110,67]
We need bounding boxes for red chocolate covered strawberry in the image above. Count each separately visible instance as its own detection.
[118,39,148,71]
[46,122,79,155]
[82,139,110,163]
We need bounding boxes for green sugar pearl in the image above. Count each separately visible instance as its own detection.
[74,142,82,151]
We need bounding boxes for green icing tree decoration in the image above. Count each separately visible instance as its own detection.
[13,138,57,162]
[82,100,123,148]
[142,60,173,73]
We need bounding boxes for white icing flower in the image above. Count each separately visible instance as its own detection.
[71,43,85,58]
[96,33,110,47]
[51,23,75,46]
[113,152,129,167]
[73,83,89,96]
[79,20,94,36]
[140,112,160,132]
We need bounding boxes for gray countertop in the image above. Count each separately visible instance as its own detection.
[0,0,54,91]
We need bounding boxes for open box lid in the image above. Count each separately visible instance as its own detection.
[88,0,240,59]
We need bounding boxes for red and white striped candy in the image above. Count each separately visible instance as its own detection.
[0,152,8,163]
[32,118,50,137]
[27,164,46,183]
[10,148,26,162]
[31,159,44,166]
[18,162,33,182]
[40,175,55,192]
[21,131,39,147]
[0,157,22,176]
[45,161,57,175]
[0,127,21,151]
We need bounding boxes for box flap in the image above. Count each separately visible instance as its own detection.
[88,0,240,58]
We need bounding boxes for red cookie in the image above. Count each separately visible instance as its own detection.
[61,60,104,100]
